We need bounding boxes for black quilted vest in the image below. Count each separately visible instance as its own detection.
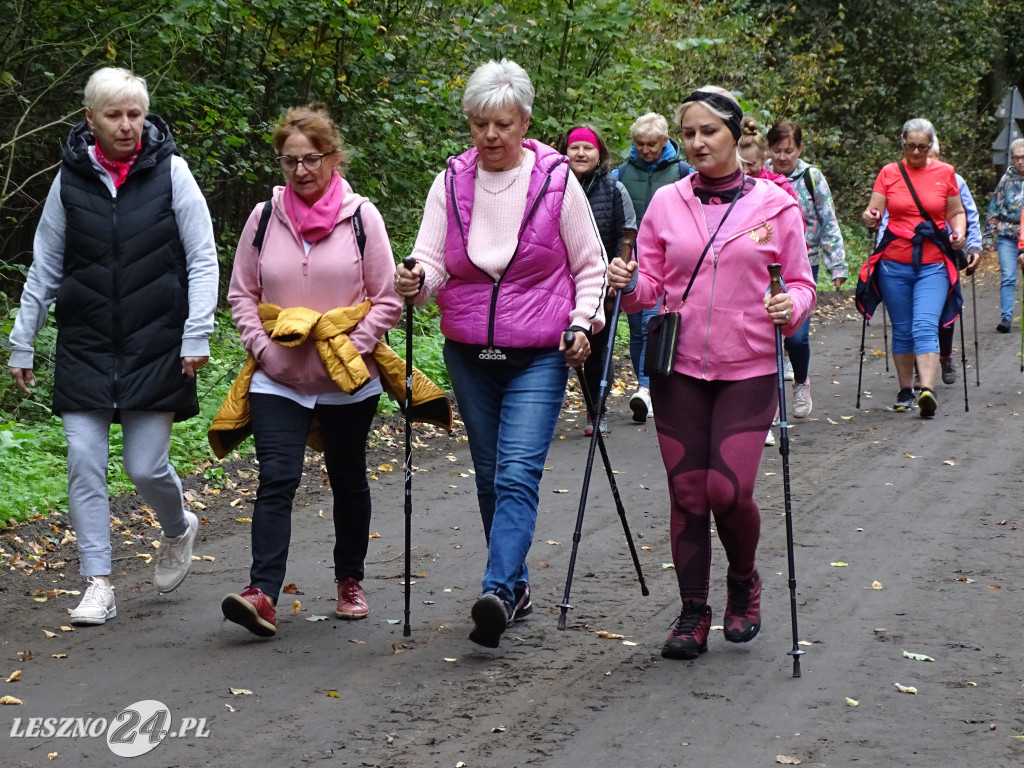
[580,170,625,261]
[53,116,197,421]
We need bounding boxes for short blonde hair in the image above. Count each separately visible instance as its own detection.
[630,112,669,140]
[83,67,149,113]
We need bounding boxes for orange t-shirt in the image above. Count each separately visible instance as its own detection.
[873,159,959,264]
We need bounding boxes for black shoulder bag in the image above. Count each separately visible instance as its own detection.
[896,163,967,271]
[644,179,748,378]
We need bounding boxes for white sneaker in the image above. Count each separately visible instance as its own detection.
[792,382,812,419]
[764,429,776,447]
[783,357,795,381]
[772,407,781,427]
[154,511,199,593]
[70,577,116,626]
[630,388,652,423]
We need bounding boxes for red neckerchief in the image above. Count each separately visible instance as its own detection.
[94,141,142,188]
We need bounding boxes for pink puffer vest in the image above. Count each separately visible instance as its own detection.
[437,139,575,349]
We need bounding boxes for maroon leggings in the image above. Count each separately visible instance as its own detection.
[651,372,777,604]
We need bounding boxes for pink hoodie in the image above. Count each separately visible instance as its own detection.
[228,179,402,395]
[622,176,816,381]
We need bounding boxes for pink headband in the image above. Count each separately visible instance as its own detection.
[566,127,599,148]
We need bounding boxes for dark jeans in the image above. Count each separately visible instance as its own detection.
[783,264,819,383]
[249,392,379,601]
[582,301,615,412]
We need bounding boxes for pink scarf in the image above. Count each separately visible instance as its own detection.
[94,141,141,188]
[283,171,346,243]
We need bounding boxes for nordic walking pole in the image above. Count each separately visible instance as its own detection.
[401,256,416,638]
[558,233,648,631]
[971,273,980,385]
[1020,264,1024,374]
[882,304,890,372]
[855,315,867,410]
[768,263,804,678]
[959,314,969,412]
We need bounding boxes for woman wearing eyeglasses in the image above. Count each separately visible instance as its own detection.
[220,103,402,636]
[861,117,972,418]
[982,138,1024,333]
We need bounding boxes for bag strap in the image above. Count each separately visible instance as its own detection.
[252,200,273,252]
[675,177,750,308]
[352,203,366,260]
[896,162,935,226]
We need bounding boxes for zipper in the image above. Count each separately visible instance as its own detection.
[110,197,121,407]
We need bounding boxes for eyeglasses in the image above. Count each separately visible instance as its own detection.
[1012,154,1024,163]
[275,151,336,172]
[903,141,932,153]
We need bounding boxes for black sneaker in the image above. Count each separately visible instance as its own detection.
[893,388,915,411]
[511,582,532,622]
[940,357,956,385]
[661,602,712,660]
[918,387,937,418]
[997,318,1012,333]
[469,593,511,648]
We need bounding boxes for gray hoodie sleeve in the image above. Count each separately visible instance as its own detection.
[170,156,219,358]
[7,174,66,370]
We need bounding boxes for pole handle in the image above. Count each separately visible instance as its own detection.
[402,257,417,306]
[768,262,783,298]
[618,228,637,264]
[563,329,576,347]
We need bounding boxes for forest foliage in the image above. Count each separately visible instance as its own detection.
[0,0,1021,518]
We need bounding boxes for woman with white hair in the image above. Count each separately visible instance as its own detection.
[861,117,967,417]
[6,67,218,624]
[394,59,607,648]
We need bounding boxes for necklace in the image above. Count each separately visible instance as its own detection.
[475,165,524,196]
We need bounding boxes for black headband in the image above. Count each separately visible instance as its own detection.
[681,90,743,141]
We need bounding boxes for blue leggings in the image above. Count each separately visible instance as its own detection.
[877,259,948,355]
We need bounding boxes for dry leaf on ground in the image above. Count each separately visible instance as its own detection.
[893,682,918,694]
[0,695,23,705]
[776,756,801,765]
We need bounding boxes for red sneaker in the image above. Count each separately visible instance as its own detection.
[222,586,277,637]
[335,577,369,619]
[723,570,762,643]
[661,601,712,659]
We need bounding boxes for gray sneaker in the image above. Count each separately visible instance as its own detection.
[792,382,812,419]
[154,511,199,593]
[70,577,116,626]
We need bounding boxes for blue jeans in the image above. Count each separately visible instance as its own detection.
[444,342,568,601]
[877,260,948,355]
[627,309,657,388]
[997,235,1018,322]
[783,264,819,383]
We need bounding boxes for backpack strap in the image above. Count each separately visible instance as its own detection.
[352,202,366,260]
[252,200,273,252]
[677,160,692,179]
[796,166,817,208]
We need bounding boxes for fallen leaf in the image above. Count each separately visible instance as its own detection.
[798,640,814,646]
[422,600,435,605]
[235,517,252,523]
[33,597,47,603]
[136,553,153,564]
[904,452,916,459]
[846,697,859,706]
[48,752,58,760]
[553,489,569,494]
[369,532,382,538]
[378,464,393,472]
[710,625,724,631]
[491,726,506,733]
[326,691,340,698]
[282,583,302,595]
[826,417,838,425]
[987,584,1001,589]
[943,460,956,466]
[956,576,975,583]
[831,562,848,567]
[391,644,405,654]
[59,626,74,632]
[538,561,549,568]
[902,649,935,662]
[202,555,215,562]
[290,601,301,615]
[6,671,22,682]
[443,657,457,662]
[893,682,917,694]
[841,415,854,420]
[16,651,32,662]
[225,704,236,712]
[764,471,776,476]
[546,540,561,545]
[42,630,57,638]
[640,546,652,551]
[622,640,638,646]
[230,498,244,508]
[305,615,329,622]
[596,631,625,639]
[387,619,401,624]
[349,639,365,644]
[0,695,23,705]
[661,563,675,569]
[872,581,884,590]
[229,688,253,695]
[776,756,802,765]
[51,654,67,659]
[874,628,888,635]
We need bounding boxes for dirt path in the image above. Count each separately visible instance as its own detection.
[1,264,1022,768]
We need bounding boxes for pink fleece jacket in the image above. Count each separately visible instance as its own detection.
[622,176,816,381]
[228,179,402,395]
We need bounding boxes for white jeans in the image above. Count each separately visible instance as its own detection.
[62,410,186,576]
